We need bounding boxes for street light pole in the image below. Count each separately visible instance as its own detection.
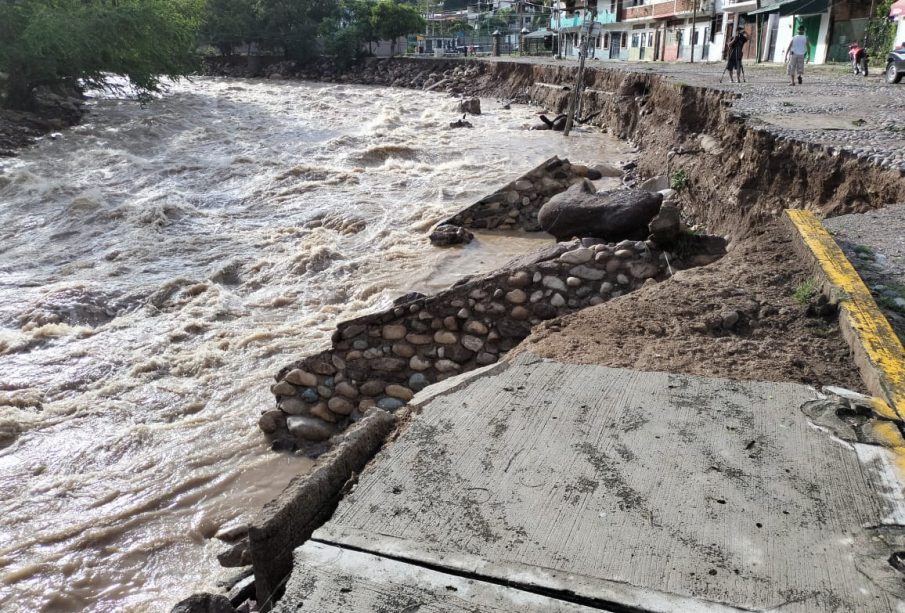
[690,0,697,62]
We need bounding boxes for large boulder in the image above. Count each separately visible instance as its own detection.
[538,180,663,241]
[458,98,481,115]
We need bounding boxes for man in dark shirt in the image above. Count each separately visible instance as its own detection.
[725,28,748,83]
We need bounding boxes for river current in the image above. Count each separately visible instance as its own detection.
[0,78,626,611]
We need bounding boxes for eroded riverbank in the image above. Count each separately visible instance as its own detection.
[222,57,901,611]
[0,78,629,611]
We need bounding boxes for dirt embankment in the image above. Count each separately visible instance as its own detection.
[0,90,85,157]
[325,57,905,390]
[325,57,905,237]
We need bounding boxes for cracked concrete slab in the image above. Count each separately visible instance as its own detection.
[285,353,905,612]
[275,540,613,612]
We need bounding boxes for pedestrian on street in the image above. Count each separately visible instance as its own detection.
[725,27,748,83]
[785,26,810,85]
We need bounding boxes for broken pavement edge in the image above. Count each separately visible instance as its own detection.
[784,209,905,422]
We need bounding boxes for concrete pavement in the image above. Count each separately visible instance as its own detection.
[275,352,905,612]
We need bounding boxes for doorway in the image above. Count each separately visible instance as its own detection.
[794,15,821,61]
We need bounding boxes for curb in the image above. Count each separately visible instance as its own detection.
[247,409,397,610]
[784,209,905,421]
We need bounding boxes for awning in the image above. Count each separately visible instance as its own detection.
[748,0,829,16]
[891,0,905,17]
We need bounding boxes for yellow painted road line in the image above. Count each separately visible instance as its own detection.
[785,209,905,421]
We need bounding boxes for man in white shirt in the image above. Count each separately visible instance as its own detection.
[785,26,810,85]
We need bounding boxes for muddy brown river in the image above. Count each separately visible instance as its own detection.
[0,78,628,611]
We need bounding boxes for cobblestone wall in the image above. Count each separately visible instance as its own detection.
[261,238,693,447]
[430,157,602,243]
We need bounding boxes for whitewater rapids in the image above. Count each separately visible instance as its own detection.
[0,77,627,611]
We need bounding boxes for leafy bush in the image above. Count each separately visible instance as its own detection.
[669,169,689,192]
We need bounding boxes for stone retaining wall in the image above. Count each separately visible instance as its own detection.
[261,237,715,447]
[430,156,615,246]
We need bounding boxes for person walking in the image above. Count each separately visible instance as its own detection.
[785,26,810,85]
[725,27,748,83]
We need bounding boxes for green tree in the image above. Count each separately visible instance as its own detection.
[0,0,203,110]
[865,0,896,58]
[371,0,425,56]
[253,0,339,61]
[319,0,378,67]
[201,0,260,56]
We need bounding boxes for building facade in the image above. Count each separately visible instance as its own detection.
[548,0,877,64]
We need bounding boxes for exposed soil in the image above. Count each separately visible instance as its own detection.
[516,220,865,392]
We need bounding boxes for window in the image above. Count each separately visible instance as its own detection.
[693,29,699,45]
[604,33,610,48]
[648,32,654,47]
[621,32,627,47]
[631,33,640,47]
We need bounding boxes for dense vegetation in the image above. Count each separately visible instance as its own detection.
[0,0,203,109]
[865,0,897,59]
[200,0,424,66]
[0,0,425,110]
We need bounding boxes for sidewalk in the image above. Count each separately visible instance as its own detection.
[275,352,905,612]
[826,206,905,346]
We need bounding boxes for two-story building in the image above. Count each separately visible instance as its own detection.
[552,1,621,58]
[618,0,715,61]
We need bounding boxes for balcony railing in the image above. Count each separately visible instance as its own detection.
[550,10,617,29]
[621,0,705,20]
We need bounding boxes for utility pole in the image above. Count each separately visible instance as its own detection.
[563,9,595,136]
[690,0,697,63]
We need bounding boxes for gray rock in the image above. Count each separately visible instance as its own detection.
[461,334,484,352]
[508,271,532,287]
[538,181,662,241]
[532,303,558,319]
[560,247,594,264]
[279,397,307,416]
[442,343,475,363]
[721,310,741,330]
[476,352,498,365]
[435,359,461,373]
[300,388,319,403]
[170,593,236,613]
[430,224,474,246]
[648,204,681,245]
[370,357,407,372]
[258,410,286,433]
[542,276,567,291]
[377,397,406,411]
[287,416,336,441]
[409,373,430,391]
[591,163,624,178]
[328,396,354,415]
[569,265,606,280]
[284,368,318,387]
[410,355,431,371]
[505,289,527,304]
[496,318,531,338]
[459,97,481,115]
[639,175,669,191]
